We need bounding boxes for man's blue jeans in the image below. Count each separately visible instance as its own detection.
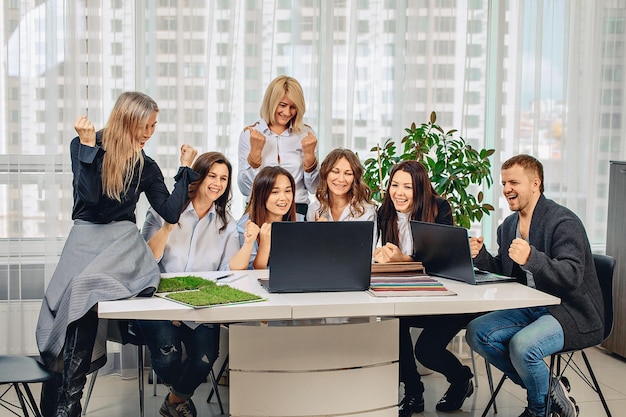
[138,320,220,400]
[465,307,564,416]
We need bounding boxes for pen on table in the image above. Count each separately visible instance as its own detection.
[215,272,235,281]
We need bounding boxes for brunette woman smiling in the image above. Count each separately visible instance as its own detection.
[230,166,298,270]
[375,161,476,416]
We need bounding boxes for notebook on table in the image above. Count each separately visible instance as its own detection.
[259,221,374,293]
[410,220,516,285]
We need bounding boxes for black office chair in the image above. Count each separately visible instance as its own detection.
[0,355,54,417]
[543,254,615,416]
[481,254,615,417]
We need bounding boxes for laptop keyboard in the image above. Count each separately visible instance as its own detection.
[474,269,512,282]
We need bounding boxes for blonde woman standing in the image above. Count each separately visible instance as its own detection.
[237,75,319,216]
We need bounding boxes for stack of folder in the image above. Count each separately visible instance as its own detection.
[369,262,456,297]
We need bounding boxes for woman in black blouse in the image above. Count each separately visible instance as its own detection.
[36,92,198,417]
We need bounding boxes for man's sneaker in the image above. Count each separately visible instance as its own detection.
[159,394,197,417]
[550,377,578,417]
[517,407,539,417]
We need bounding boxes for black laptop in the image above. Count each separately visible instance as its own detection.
[410,221,516,285]
[260,221,374,293]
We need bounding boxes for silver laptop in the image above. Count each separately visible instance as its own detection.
[410,220,516,285]
[260,221,374,293]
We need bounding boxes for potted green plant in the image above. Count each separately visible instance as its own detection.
[363,111,495,229]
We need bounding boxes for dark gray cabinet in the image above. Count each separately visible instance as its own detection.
[603,161,626,357]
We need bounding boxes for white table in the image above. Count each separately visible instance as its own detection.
[98,270,560,417]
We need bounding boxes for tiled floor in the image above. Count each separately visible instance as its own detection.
[2,346,625,416]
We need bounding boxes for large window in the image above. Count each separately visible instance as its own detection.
[2,0,625,355]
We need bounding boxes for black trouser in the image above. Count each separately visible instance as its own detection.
[41,310,99,417]
[399,313,479,395]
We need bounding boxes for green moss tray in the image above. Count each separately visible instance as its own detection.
[157,275,212,293]
[156,275,264,308]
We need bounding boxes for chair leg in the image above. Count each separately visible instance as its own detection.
[12,382,31,417]
[82,369,98,415]
[138,345,145,417]
[545,354,557,417]
[21,382,44,417]
[0,381,44,417]
[481,374,507,417]
[470,347,479,387]
[207,355,229,404]
[581,351,612,417]
[208,369,224,415]
[485,360,497,414]
[144,347,158,396]
[152,368,158,396]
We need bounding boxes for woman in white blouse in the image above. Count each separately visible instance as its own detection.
[307,148,376,223]
[374,161,476,416]
[142,152,239,272]
[138,152,239,417]
[237,75,319,217]
[374,160,452,262]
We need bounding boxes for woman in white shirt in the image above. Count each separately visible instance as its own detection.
[237,75,319,217]
[231,166,297,270]
[374,161,476,417]
[375,160,453,262]
[138,152,239,417]
[307,148,376,223]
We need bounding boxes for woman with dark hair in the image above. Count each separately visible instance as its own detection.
[36,91,198,417]
[141,151,238,272]
[237,75,319,216]
[375,160,476,416]
[138,151,238,417]
[375,160,450,262]
[230,166,297,270]
[307,148,376,223]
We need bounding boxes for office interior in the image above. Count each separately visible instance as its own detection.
[2,1,626,416]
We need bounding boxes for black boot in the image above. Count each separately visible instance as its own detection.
[436,365,474,411]
[40,371,62,417]
[399,391,424,416]
[399,377,424,417]
[56,310,99,417]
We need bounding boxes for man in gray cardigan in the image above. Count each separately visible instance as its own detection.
[465,155,603,417]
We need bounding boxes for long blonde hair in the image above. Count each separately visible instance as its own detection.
[101,92,158,201]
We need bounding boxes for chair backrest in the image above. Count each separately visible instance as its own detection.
[593,254,616,341]
[107,319,144,345]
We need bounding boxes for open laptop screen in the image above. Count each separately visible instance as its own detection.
[267,221,374,293]
[410,221,515,285]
